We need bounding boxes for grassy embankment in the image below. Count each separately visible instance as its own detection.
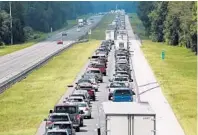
[0,14,114,135]
[129,13,197,135]
[0,14,93,56]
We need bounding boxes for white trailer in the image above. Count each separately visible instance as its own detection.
[114,40,129,50]
[102,102,156,135]
[105,30,115,40]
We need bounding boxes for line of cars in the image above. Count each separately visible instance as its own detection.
[43,39,114,135]
[107,13,136,103]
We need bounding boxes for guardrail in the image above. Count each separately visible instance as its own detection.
[0,16,103,94]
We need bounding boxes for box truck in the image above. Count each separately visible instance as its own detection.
[102,102,156,135]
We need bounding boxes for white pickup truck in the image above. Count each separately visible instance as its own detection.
[102,102,156,135]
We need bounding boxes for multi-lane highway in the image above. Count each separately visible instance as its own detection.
[0,15,103,93]
[36,14,185,135]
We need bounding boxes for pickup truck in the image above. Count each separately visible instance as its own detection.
[102,102,156,135]
[112,88,135,102]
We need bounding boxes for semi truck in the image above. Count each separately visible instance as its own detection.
[102,102,156,135]
[78,19,84,27]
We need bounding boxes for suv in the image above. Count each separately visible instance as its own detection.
[112,88,135,102]
[44,113,71,131]
[51,121,75,135]
[50,104,83,132]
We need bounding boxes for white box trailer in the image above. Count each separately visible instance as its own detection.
[102,102,156,135]
[106,30,115,40]
[114,40,128,50]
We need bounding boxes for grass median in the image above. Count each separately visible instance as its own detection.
[0,40,100,135]
[141,40,196,135]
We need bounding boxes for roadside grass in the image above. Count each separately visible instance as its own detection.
[141,40,197,135]
[0,40,101,135]
[128,13,148,40]
[89,14,115,40]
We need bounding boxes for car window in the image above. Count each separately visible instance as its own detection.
[50,115,69,121]
[55,106,77,114]
[114,90,131,96]
[110,83,126,88]
[78,103,87,107]
[87,70,100,74]
[53,124,72,129]
[114,78,128,81]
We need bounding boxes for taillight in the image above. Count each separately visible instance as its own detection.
[76,114,81,120]
[46,121,53,126]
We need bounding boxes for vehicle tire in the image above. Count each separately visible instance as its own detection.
[108,96,111,100]
[80,120,83,127]
[104,72,107,76]
[76,127,80,132]
[93,97,96,101]
[88,115,92,119]
[100,79,103,83]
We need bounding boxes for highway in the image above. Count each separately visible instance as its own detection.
[36,14,185,135]
[0,15,103,92]
[36,14,136,135]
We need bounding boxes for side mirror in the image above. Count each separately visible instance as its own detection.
[49,110,53,113]
[67,85,73,87]
[44,118,47,121]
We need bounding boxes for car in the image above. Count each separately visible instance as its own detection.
[66,96,85,103]
[81,75,99,90]
[51,121,75,135]
[112,88,135,102]
[57,40,63,44]
[107,82,129,100]
[86,68,103,83]
[82,72,100,83]
[75,85,96,101]
[76,102,92,119]
[46,129,69,135]
[50,104,83,132]
[77,78,98,92]
[88,63,107,76]
[62,32,67,36]
[44,113,71,130]
[71,91,90,104]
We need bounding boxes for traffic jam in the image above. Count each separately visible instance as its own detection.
[42,10,155,135]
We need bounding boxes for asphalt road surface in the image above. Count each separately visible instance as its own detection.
[0,15,103,91]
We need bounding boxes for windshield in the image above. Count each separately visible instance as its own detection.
[55,106,77,114]
[114,90,131,96]
[49,115,69,121]
[47,132,67,135]
[78,103,87,107]
[87,70,100,74]
[53,124,72,129]
[110,83,126,88]
[78,79,91,83]
[114,78,128,81]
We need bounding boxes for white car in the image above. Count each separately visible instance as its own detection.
[65,96,85,103]
[77,102,91,119]
[77,28,80,32]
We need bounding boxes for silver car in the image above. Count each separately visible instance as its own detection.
[76,102,91,119]
[46,129,69,135]
[51,121,75,135]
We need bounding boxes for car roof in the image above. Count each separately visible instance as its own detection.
[52,121,72,124]
[87,68,100,71]
[114,88,132,91]
[49,113,69,116]
[69,96,83,99]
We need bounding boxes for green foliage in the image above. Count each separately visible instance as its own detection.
[137,1,197,53]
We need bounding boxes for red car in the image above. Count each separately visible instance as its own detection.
[88,63,106,76]
[57,40,63,44]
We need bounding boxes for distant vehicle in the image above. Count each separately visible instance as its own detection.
[62,32,67,36]
[57,40,63,45]
[51,121,76,135]
[78,19,84,27]
[77,78,98,92]
[112,88,135,102]
[86,68,103,82]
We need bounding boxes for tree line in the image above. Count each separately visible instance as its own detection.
[137,1,197,53]
[0,1,93,45]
